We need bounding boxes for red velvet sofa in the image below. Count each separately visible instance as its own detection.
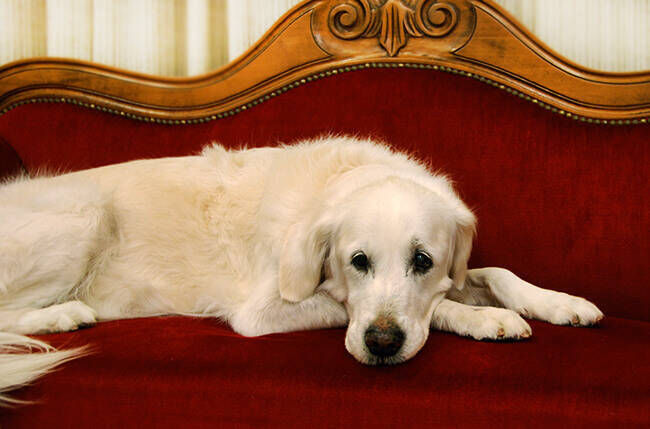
[1,0,648,427]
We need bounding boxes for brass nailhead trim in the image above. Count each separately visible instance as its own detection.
[0,62,647,125]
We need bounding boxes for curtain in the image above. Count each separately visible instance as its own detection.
[0,0,648,76]
[495,0,649,73]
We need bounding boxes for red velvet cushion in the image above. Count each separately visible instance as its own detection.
[1,316,648,428]
[0,68,647,321]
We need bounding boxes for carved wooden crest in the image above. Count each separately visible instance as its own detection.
[328,0,459,56]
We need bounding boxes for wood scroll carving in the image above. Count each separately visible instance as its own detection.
[0,0,648,124]
[327,0,461,56]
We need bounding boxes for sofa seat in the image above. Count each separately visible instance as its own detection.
[1,316,647,428]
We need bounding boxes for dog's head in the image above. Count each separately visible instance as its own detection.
[279,172,475,365]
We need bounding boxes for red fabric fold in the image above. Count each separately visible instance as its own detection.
[0,137,25,180]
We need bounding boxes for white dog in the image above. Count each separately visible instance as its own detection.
[0,137,602,403]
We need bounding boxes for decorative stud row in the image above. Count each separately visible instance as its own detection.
[1,62,648,126]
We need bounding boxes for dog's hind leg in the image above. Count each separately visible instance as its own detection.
[448,267,603,327]
[0,301,97,335]
[0,178,115,316]
[0,178,111,403]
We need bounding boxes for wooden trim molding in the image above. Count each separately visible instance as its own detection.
[1,0,648,125]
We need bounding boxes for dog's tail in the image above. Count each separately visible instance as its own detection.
[0,332,87,406]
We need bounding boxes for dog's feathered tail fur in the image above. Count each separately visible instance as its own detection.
[0,333,86,406]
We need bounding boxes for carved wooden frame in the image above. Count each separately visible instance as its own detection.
[0,0,648,125]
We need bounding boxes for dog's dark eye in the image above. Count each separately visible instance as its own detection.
[413,251,433,273]
[351,252,369,272]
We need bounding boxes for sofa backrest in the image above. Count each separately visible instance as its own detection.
[1,0,648,321]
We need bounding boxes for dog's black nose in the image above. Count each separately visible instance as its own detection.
[364,317,405,358]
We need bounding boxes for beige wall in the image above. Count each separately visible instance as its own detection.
[1,0,648,76]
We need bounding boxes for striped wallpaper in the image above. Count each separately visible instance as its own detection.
[1,0,648,76]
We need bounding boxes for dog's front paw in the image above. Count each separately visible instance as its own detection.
[528,293,604,327]
[458,307,532,341]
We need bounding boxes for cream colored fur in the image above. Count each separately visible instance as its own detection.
[0,137,603,403]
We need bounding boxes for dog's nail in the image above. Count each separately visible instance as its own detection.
[571,315,580,325]
[521,331,531,339]
[497,328,505,338]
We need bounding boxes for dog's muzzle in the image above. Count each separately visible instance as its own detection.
[364,315,405,358]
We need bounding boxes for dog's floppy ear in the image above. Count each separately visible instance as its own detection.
[448,204,476,290]
[278,210,335,302]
